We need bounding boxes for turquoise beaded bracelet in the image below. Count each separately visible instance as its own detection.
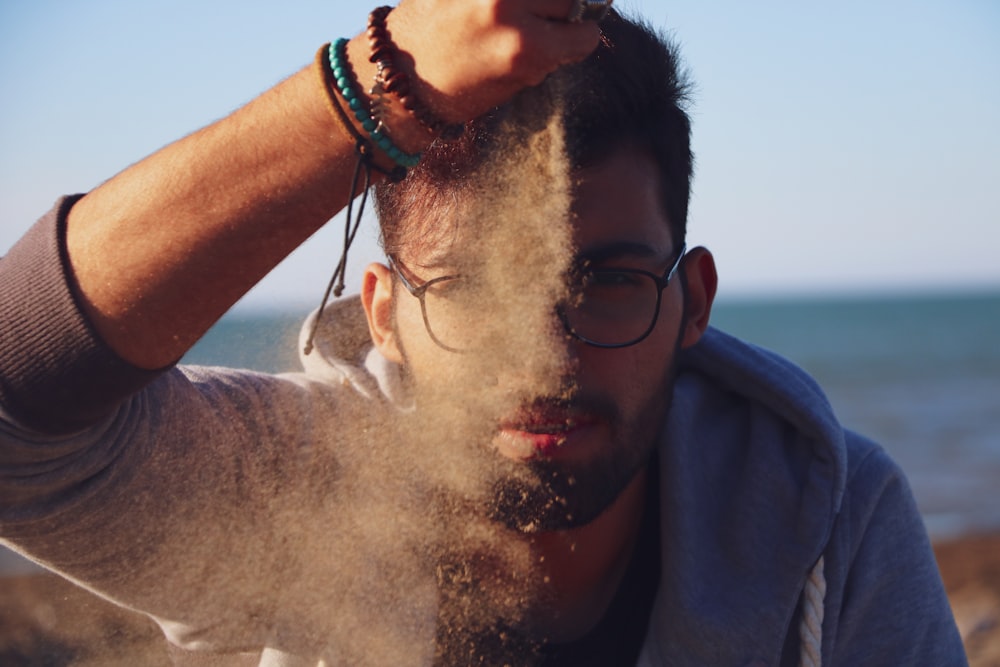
[329,38,420,169]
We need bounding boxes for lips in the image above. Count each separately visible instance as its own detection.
[496,400,597,459]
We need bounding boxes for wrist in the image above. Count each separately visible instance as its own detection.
[344,34,433,157]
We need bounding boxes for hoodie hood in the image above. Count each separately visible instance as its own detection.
[639,326,848,665]
[298,296,411,408]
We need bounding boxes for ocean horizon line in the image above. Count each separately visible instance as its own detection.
[223,284,1000,318]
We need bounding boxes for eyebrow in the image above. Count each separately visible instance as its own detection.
[575,241,666,266]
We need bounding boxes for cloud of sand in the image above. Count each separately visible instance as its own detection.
[263,80,578,665]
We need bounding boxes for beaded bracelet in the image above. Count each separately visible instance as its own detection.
[367,6,464,141]
[329,38,420,169]
[304,42,407,355]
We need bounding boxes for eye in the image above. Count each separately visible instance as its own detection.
[426,275,475,302]
[584,270,645,290]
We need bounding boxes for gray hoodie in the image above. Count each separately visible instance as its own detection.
[0,202,967,665]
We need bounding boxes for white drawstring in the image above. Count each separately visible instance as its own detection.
[798,555,826,667]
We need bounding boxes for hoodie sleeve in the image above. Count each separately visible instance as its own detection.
[0,197,166,434]
[822,433,968,665]
[0,201,364,652]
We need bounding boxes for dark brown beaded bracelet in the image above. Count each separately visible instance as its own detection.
[367,5,464,141]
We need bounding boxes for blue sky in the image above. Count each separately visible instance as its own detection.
[2,1,998,310]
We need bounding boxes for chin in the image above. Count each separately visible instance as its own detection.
[485,453,650,533]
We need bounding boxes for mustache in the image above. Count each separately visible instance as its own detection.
[512,389,619,426]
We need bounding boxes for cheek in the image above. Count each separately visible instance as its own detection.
[391,300,436,370]
[577,306,681,406]
[584,345,673,400]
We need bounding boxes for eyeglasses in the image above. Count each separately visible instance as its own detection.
[389,243,686,352]
[389,258,469,353]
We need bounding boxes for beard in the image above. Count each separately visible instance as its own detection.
[484,371,676,532]
[408,366,677,665]
[401,361,678,534]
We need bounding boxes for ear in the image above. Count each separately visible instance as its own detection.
[361,262,405,364]
[679,246,718,349]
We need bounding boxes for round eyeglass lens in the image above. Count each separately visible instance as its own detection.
[563,269,662,346]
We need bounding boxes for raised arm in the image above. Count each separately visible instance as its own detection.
[62,0,599,370]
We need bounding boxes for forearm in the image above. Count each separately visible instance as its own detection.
[23,1,597,373]
[0,197,164,432]
[0,40,395,430]
[66,55,370,370]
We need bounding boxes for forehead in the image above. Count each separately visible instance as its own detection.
[402,147,673,270]
[571,147,674,260]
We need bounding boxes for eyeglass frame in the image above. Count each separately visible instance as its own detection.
[559,242,687,348]
[388,243,687,352]
[388,257,466,353]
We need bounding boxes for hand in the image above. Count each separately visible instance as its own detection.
[377,0,603,122]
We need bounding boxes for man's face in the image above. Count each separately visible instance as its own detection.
[379,147,695,531]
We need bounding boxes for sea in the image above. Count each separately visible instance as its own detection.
[705,290,1000,541]
[182,289,1000,542]
[2,290,998,576]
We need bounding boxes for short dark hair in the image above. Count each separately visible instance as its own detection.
[374,10,693,257]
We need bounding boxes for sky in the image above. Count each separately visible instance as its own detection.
[1,0,998,311]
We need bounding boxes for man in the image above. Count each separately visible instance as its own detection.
[0,2,966,665]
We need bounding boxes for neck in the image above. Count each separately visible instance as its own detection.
[525,466,650,642]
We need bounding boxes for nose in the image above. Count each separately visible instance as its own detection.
[480,310,577,396]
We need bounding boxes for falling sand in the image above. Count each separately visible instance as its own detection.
[299,79,581,665]
[240,77,581,664]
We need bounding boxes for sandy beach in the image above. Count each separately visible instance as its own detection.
[934,532,1000,666]
[1,533,997,665]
